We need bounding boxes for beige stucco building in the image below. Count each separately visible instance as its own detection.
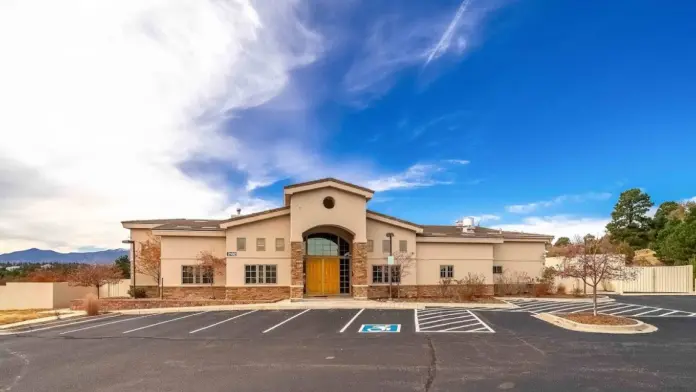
[122,178,553,300]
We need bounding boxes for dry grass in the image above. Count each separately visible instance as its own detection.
[560,313,638,325]
[0,309,52,325]
[84,293,101,316]
[634,249,662,266]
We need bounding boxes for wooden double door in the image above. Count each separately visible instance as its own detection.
[305,256,340,296]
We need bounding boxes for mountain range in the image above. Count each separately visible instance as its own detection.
[0,248,128,264]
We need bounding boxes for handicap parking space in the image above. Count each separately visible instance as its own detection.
[415,308,494,333]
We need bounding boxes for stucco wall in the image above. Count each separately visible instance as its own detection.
[129,228,158,286]
[365,218,418,285]
[225,215,292,286]
[160,236,227,287]
[493,242,546,280]
[415,243,495,284]
[289,188,367,242]
[0,282,95,310]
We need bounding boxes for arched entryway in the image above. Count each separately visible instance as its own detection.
[303,226,353,296]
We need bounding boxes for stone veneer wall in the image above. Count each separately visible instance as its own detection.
[156,286,290,301]
[162,286,226,300]
[351,242,368,299]
[226,286,290,301]
[70,298,279,311]
[290,241,304,299]
[367,285,495,299]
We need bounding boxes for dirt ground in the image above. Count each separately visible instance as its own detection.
[0,309,52,325]
[560,312,637,325]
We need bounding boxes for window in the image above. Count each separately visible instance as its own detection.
[306,233,349,256]
[399,240,407,252]
[440,265,454,279]
[323,196,335,209]
[371,265,400,283]
[237,237,246,251]
[245,265,277,284]
[275,238,285,251]
[367,239,374,252]
[382,239,390,253]
[256,238,266,251]
[493,265,503,274]
[181,265,214,284]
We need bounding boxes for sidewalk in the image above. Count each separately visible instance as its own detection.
[115,298,516,315]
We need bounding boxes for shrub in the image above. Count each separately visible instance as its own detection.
[571,287,583,297]
[454,273,487,301]
[556,283,567,295]
[84,293,100,316]
[437,278,454,298]
[127,287,147,298]
[533,283,549,297]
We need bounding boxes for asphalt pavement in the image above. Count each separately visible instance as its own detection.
[1,299,696,391]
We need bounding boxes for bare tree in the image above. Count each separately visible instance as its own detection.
[557,236,637,315]
[136,235,162,297]
[196,250,226,299]
[390,251,415,299]
[68,264,123,298]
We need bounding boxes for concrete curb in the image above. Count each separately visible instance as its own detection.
[534,312,657,334]
[114,300,515,315]
[499,296,614,303]
[0,311,87,330]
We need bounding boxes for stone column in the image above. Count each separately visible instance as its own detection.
[290,241,304,299]
[351,242,368,299]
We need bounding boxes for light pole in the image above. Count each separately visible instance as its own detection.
[122,239,135,297]
[386,232,394,300]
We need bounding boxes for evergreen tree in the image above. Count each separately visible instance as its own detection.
[606,189,653,249]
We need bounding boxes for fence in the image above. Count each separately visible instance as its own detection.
[545,257,694,294]
[98,279,131,298]
[617,265,693,293]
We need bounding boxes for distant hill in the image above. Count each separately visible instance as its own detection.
[0,248,128,264]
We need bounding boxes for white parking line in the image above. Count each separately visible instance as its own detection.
[414,309,420,332]
[571,303,629,314]
[633,308,663,316]
[122,311,208,334]
[418,312,469,322]
[419,314,475,326]
[523,303,581,313]
[660,310,679,317]
[262,309,310,334]
[189,310,257,334]
[339,309,364,333]
[60,314,154,335]
[546,303,599,314]
[3,314,121,335]
[418,308,468,316]
[421,320,481,330]
[468,311,495,333]
[607,306,647,315]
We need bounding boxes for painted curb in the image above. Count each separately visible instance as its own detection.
[535,312,657,334]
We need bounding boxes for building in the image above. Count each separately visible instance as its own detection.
[122,178,553,300]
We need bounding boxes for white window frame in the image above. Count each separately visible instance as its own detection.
[256,238,266,252]
[493,265,503,274]
[440,265,454,279]
[237,237,246,251]
[371,265,400,284]
[244,264,277,284]
[181,265,214,285]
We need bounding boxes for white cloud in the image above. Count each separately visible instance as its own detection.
[424,0,472,67]
[342,0,499,102]
[365,164,451,192]
[496,215,610,240]
[474,214,500,223]
[445,159,470,165]
[506,192,612,214]
[0,0,321,253]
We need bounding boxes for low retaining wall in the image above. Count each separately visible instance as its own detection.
[367,285,495,299]
[70,298,281,311]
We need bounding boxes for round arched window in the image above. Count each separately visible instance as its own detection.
[323,196,335,209]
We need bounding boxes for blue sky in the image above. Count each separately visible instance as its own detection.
[235,0,696,237]
[1,0,695,252]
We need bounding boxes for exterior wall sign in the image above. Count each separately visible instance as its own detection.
[227,252,237,257]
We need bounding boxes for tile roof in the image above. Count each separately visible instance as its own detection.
[219,206,290,224]
[366,210,423,228]
[283,177,374,194]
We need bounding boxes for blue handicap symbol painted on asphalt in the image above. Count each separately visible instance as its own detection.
[359,324,401,333]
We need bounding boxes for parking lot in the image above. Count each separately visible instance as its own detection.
[2,297,696,391]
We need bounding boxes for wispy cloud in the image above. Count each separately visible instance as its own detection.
[342,0,501,103]
[365,164,451,192]
[411,111,467,139]
[445,159,470,165]
[497,215,610,239]
[424,0,472,67]
[505,192,612,214]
